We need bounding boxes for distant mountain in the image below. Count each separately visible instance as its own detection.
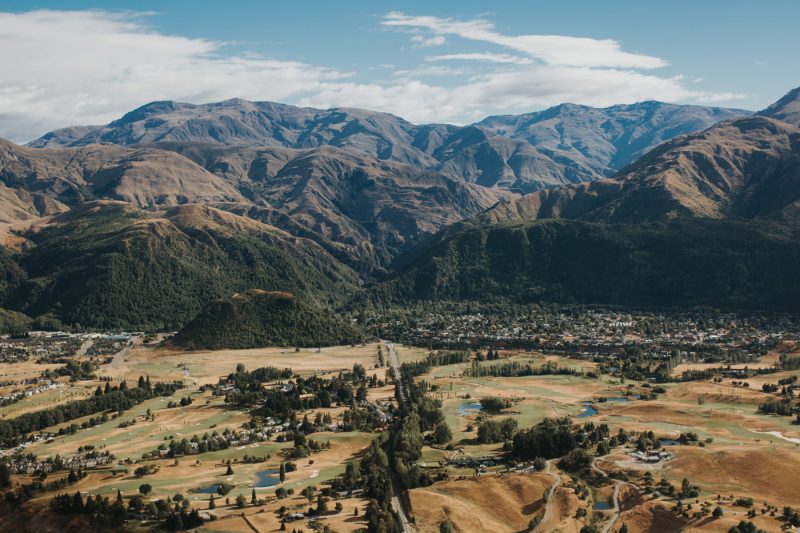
[476,101,748,181]
[173,289,364,349]
[29,98,746,193]
[2,201,359,330]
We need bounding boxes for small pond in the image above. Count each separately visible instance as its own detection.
[193,484,222,494]
[659,439,679,446]
[578,402,597,418]
[593,501,613,510]
[254,469,281,487]
[458,401,483,416]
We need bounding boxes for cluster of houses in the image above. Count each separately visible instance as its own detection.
[0,433,55,458]
[628,449,673,464]
[0,379,64,405]
[5,450,113,474]
[0,331,138,363]
[445,450,497,470]
[382,310,797,366]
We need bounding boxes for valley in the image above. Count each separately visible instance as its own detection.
[0,26,798,532]
[0,321,798,532]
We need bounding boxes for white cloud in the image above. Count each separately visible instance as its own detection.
[411,35,446,48]
[0,9,743,142]
[382,12,667,69]
[302,67,731,125]
[427,53,533,65]
[0,10,346,142]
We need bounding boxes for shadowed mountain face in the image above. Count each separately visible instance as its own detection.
[29,98,746,193]
[375,218,800,311]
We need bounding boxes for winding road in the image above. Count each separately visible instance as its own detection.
[384,341,416,533]
[592,457,636,533]
[534,459,562,532]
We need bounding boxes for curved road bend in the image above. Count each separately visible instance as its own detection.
[592,457,636,533]
[534,459,562,532]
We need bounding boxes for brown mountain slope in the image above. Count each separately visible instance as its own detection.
[471,116,800,227]
[0,137,503,272]
[149,142,505,270]
[759,86,800,126]
[0,138,246,209]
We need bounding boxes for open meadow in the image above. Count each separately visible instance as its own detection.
[402,346,800,532]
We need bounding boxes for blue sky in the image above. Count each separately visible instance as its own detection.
[1,1,798,142]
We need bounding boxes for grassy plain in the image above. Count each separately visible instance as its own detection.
[405,348,800,532]
[2,342,387,532]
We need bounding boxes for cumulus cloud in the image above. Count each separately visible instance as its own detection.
[0,10,346,142]
[302,67,718,125]
[0,9,743,142]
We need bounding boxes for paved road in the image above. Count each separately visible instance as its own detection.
[386,342,407,405]
[383,341,415,533]
[535,459,562,532]
[592,457,636,533]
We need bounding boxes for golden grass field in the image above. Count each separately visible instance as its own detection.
[3,340,800,532]
[0,343,390,532]
[402,347,800,532]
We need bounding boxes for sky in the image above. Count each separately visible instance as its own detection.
[1,0,798,143]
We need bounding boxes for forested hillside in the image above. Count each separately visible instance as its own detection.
[0,202,359,330]
[173,290,364,349]
[374,219,800,312]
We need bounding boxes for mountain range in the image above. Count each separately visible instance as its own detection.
[0,87,799,333]
[28,98,745,193]
[379,87,800,311]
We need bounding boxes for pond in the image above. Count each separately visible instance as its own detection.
[254,469,281,487]
[193,484,222,494]
[593,501,613,510]
[578,402,597,418]
[457,401,483,416]
[659,439,679,446]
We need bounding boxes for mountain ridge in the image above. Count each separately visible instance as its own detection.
[0,138,503,272]
[28,98,748,193]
